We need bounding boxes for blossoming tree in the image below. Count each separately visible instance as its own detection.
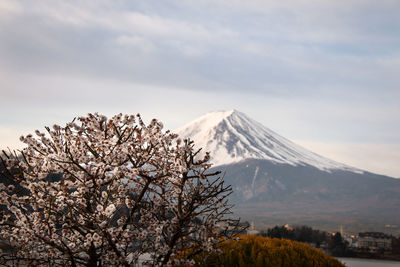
[0,113,239,266]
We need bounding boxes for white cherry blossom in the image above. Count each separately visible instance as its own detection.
[0,113,240,266]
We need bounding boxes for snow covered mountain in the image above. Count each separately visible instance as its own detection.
[175,110,400,233]
[176,109,360,173]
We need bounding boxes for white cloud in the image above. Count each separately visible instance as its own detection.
[115,35,156,52]
[23,2,237,45]
[0,0,22,18]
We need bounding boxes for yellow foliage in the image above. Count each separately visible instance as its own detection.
[186,235,345,267]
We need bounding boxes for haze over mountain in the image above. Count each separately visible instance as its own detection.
[176,110,400,233]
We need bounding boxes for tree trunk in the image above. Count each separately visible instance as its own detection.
[87,245,98,267]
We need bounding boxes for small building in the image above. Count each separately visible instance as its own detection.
[358,232,392,251]
[284,224,293,231]
[247,221,260,235]
[345,235,358,248]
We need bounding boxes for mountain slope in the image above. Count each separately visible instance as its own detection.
[176,110,400,233]
[176,109,359,172]
[220,159,400,228]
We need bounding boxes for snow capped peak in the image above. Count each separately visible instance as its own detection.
[176,110,362,173]
[176,109,236,133]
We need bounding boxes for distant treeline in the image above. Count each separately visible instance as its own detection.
[260,225,347,256]
[261,225,400,260]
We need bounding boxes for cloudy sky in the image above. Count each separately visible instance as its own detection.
[1,0,400,177]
